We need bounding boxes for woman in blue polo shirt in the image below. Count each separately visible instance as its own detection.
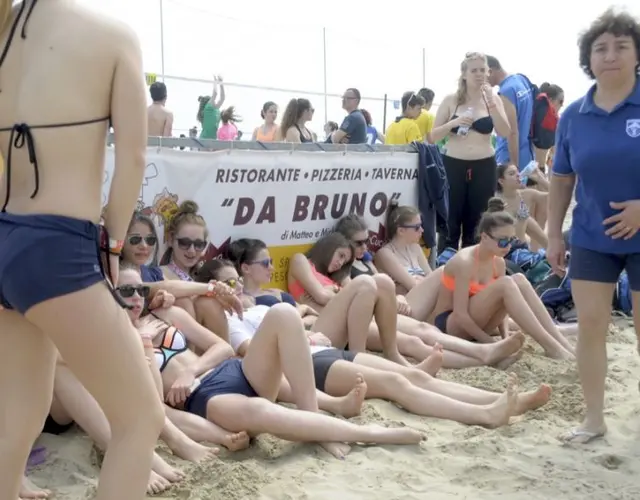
[547,9,640,444]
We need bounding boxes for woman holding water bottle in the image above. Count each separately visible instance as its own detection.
[431,52,511,253]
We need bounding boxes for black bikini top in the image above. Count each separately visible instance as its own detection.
[450,101,494,136]
[0,0,111,213]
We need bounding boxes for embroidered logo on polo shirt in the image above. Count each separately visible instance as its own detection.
[626,119,640,138]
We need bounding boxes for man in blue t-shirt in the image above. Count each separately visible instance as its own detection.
[487,55,535,170]
[329,87,367,144]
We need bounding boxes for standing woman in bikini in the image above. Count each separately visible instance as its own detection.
[428,209,575,360]
[0,2,164,499]
[430,52,511,252]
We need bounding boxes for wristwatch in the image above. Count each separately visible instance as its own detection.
[109,238,125,255]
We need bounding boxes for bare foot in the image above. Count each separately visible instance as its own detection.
[416,343,443,376]
[365,425,424,445]
[20,476,50,499]
[319,441,352,459]
[171,438,219,463]
[221,431,251,452]
[514,384,552,415]
[493,349,524,370]
[147,471,171,495]
[335,373,368,418]
[152,455,185,483]
[483,332,525,365]
[482,372,519,428]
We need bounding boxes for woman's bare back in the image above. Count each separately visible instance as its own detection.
[0,0,146,221]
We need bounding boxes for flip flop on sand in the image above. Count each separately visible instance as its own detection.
[558,428,605,445]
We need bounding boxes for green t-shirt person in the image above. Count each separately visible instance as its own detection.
[197,77,225,139]
[200,101,221,139]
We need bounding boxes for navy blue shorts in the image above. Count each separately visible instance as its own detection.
[312,348,357,392]
[569,246,640,291]
[0,213,105,313]
[184,358,257,419]
[434,310,453,333]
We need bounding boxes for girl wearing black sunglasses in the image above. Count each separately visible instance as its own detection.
[117,266,423,456]
[335,213,526,370]
[428,209,575,360]
[120,207,244,344]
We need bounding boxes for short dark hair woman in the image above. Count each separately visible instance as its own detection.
[547,8,640,445]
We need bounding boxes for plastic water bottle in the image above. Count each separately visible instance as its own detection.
[520,160,538,185]
[456,107,474,137]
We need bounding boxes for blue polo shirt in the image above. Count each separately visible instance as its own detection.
[552,78,640,254]
[495,74,535,169]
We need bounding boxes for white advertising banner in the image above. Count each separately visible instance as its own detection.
[103,148,418,287]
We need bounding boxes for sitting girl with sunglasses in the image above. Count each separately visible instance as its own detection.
[203,259,553,428]
[229,235,523,369]
[120,206,243,343]
[116,265,423,459]
[222,238,319,328]
[374,202,432,295]
[427,209,575,360]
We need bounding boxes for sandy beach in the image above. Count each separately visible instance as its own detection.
[28,316,640,500]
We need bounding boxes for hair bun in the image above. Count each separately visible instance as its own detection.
[178,200,199,215]
[388,199,399,209]
[487,197,506,213]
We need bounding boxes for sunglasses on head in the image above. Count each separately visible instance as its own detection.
[128,235,157,246]
[489,235,516,248]
[116,284,151,298]
[176,237,207,251]
[400,223,422,231]
[249,258,273,268]
[353,238,368,247]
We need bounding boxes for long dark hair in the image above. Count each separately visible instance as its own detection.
[279,98,312,139]
[306,233,355,283]
[196,95,210,123]
[225,238,267,276]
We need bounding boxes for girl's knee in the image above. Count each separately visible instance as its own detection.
[496,275,518,292]
[372,274,395,294]
[267,302,299,319]
[511,273,531,288]
[352,275,377,293]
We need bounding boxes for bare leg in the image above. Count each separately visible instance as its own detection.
[511,273,575,354]
[160,415,218,463]
[52,361,182,488]
[277,377,366,418]
[404,267,443,321]
[194,296,230,343]
[367,327,486,369]
[397,314,524,365]
[352,353,550,415]
[323,361,519,427]
[370,274,411,366]
[558,280,613,443]
[0,311,56,500]
[208,395,423,447]
[311,275,377,351]
[26,285,167,500]
[165,406,250,451]
[447,276,573,359]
